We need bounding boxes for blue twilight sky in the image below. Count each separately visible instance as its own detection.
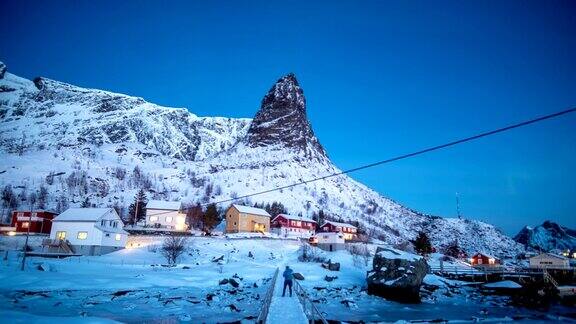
[1,1,575,234]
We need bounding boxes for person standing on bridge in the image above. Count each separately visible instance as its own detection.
[282,265,294,297]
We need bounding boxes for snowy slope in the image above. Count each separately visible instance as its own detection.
[0,61,522,256]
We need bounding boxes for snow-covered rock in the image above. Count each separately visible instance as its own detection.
[514,221,576,252]
[0,62,523,256]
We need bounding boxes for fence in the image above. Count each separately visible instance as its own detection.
[256,268,279,324]
[293,278,328,324]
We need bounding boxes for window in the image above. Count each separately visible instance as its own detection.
[150,216,158,222]
[17,212,23,217]
[105,233,110,237]
[113,222,117,228]
[32,212,37,217]
[101,220,105,226]
[166,216,173,223]
[56,231,66,240]
[22,222,30,228]
[115,234,122,241]
[77,232,88,240]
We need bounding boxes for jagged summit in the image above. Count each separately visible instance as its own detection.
[514,220,576,252]
[246,73,327,159]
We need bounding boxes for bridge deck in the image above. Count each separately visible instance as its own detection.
[266,273,308,324]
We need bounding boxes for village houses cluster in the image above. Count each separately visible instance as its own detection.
[2,201,575,270]
[2,201,358,256]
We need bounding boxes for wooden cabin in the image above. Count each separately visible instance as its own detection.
[11,210,58,234]
[529,253,570,269]
[470,252,500,267]
[271,214,316,238]
[319,221,357,241]
[225,204,270,233]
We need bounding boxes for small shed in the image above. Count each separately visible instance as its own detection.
[11,210,58,234]
[312,232,345,252]
[529,253,570,269]
[470,252,500,267]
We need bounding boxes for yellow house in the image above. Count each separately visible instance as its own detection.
[225,204,271,233]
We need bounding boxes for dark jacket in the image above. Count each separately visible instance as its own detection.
[283,268,294,281]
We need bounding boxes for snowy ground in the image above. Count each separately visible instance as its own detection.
[0,236,573,323]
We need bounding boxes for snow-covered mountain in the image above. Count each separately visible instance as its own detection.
[514,221,576,252]
[0,61,523,256]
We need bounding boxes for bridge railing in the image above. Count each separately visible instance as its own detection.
[293,279,328,324]
[256,268,279,324]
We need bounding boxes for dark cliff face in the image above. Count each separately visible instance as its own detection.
[246,73,327,159]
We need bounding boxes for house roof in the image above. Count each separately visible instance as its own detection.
[321,220,357,229]
[54,208,117,222]
[472,252,498,259]
[146,200,181,210]
[273,214,316,223]
[231,204,271,217]
[532,253,569,261]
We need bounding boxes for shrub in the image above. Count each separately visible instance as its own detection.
[161,236,187,265]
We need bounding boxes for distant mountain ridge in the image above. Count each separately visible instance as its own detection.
[0,61,523,256]
[514,221,576,252]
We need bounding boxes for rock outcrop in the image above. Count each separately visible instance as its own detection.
[367,247,429,303]
[246,73,326,159]
[514,221,576,252]
[0,61,6,79]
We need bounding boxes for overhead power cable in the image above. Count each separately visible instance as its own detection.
[198,107,575,208]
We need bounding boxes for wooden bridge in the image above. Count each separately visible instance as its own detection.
[257,267,328,324]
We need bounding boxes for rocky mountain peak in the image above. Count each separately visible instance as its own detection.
[246,73,327,159]
[0,61,6,79]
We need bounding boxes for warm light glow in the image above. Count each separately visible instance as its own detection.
[77,232,88,240]
[22,222,30,229]
[176,216,185,224]
[469,258,474,264]
[7,231,16,236]
[175,223,186,231]
[115,234,121,241]
[488,258,495,265]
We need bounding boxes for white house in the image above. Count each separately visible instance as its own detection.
[529,253,571,269]
[311,232,345,252]
[145,200,187,231]
[49,208,128,256]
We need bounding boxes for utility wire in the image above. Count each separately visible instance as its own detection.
[199,107,576,208]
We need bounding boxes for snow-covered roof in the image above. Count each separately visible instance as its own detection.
[146,200,181,211]
[231,204,271,217]
[532,253,569,261]
[54,208,116,222]
[472,252,498,259]
[321,220,357,229]
[274,214,316,223]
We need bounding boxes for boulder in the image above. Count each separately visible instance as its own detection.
[229,278,240,288]
[366,247,429,303]
[322,260,340,271]
[324,275,338,282]
[293,272,305,280]
[219,279,229,285]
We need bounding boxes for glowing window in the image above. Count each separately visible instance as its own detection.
[150,216,158,222]
[77,232,88,240]
[166,216,173,223]
[115,234,121,241]
[22,222,30,228]
[56,231,66,240]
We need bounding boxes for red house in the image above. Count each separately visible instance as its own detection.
[320,221,357,241]
[11,210,58,234]
[470,252,500,267]
[271,214,316,238]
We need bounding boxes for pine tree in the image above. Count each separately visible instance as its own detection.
[412,231,433,255]
[128,189,147,225]
[265,201,287,217]
[317,210,326,225]
[202,203,220,233]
